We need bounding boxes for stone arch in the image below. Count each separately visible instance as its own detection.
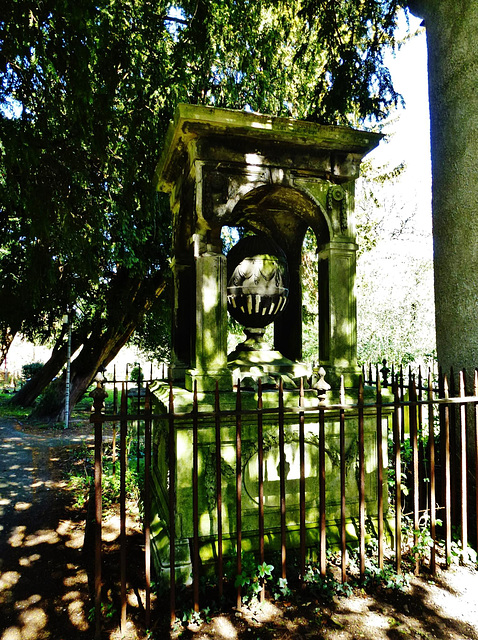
[222,184,331,363]
[226,183,331,251]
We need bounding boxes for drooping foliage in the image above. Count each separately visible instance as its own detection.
[0,0,175,346]
[0,0,407,414]
[355,161,435,368]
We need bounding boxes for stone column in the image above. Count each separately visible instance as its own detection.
[318,241,359,387]
[185,246,233,392]
[169,258,193,382]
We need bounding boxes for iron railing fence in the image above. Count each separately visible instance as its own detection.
[89,367,478,638]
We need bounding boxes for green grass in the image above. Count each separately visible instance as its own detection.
[0,390,32,420]
[71,393,94,415]
[0,385,94,425]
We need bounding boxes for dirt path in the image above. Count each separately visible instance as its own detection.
[0,419,92,640]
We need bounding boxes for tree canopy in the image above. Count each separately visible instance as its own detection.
[0,0,408,417]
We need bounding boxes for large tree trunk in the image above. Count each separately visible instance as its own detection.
[10,326,86,407]
[31,269,165,421]
[408,0,478,373]
[0,327,17,369]
[407,0,478,539]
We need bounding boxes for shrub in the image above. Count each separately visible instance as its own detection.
[21,362,43,382]
[129,365,144,385]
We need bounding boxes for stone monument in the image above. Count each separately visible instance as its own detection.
[150,104,388,581]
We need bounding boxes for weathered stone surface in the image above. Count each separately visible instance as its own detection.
[150,385,391,578]
[155,105,381,190]
[151,105,387,581]
[154,105,381,387]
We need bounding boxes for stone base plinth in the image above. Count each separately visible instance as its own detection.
[185,368,233,392]
[150,383,392,584]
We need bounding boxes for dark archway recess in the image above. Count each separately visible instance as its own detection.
[154,104,381,391]
[228,184,330,364]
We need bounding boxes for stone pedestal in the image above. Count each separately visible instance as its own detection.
[150,384,392,583]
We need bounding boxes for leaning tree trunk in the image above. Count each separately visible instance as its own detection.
[0,326,17,369]
[31,270,165,421]
[62,325,137,415]
[10,326,87,407]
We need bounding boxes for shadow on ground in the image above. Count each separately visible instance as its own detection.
[165,570,478,640]
[1,418,478,640]
[0,420,92,639]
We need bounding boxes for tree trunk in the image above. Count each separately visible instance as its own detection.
[10,326,86,407]
[31,270,165,421]
[408,0,478,372]
[407,0,478,541]
[0,327,17,369]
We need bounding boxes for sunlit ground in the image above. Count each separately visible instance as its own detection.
[0,424,91,639]
[1,510,90,639]
[0,419,148,640]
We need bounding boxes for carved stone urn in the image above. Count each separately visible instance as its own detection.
[227,235,289,350]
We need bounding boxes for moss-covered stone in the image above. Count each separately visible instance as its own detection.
[150,384,392,581]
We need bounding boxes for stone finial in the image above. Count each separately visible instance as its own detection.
[90,373,108,415]
[380,358,390,387]
[311,366,331,403]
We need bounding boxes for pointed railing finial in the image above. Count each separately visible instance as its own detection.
[312,366,330,404]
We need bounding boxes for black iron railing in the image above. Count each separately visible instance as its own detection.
[89,365,478,637]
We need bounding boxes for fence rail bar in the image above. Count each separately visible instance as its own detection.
[258,380,265,601]
[428,370,436,573]
[137,372,141,474]
[358,377,366,579]
[214,382,224,600]
[400,365,405,443]
[144,387,152,629]
[279,379,287,580]
[120,386,127,631]
[94,401,103,640]
[443,374,452,565]
[236,382,242,610]
[411,377,420,574]
[449,370,458,535]
[417,369,427,535]
[393,380,402,574]
[168,382,176,624]
[376,371,384,569]
[319,407,326,576]
[112,370,118,475]
[95,393,478,426]
[459,371,468,562]
[475,370,478,556]
[299,378,306,583]
[192,382,200,613]
[339,377,347,583]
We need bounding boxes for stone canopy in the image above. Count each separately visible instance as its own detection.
[154,104,381,392]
